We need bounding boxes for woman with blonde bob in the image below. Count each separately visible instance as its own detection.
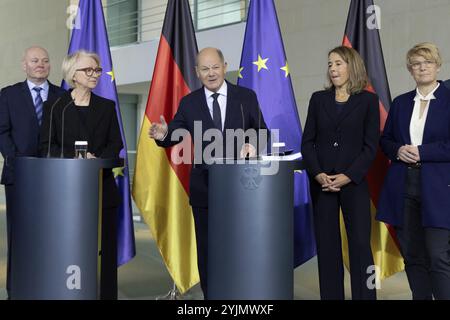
[377,42,450,300]
[39,50,123,300]
[302,46,379,300]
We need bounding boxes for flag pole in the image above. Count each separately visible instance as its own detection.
[156,282,182,300]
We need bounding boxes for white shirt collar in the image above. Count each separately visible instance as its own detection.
[204,81,228,99]
[414,82,440,101]
[27,79,49,92]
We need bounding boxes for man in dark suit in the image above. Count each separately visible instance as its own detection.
[0,46,65,297]
[149,47,268,298]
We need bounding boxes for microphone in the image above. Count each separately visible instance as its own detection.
[240,103,249,159]
[60,99,75,158]
[46,97,62,158]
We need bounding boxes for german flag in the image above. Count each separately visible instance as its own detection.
[340,0,404,279]
[132,0,200,293]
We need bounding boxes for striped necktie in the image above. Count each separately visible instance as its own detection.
[33,87,44,126]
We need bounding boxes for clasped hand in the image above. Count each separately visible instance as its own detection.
[397,144,420,164]
[315,173,351,192]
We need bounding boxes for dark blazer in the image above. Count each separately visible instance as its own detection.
[377,82,450,229]
[444,79,450,90]
[0,80,65,185]
[301,89,380,185]
[156,81,268,207]
[39,91,123,208]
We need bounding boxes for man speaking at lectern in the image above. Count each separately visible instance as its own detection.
[148,47,268,298]
[0,46,65,298]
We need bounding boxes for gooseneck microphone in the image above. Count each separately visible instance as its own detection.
[240,103,249,159]
[59,99,75,158]
[46,97,62,158]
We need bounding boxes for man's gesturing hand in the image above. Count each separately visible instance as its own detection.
[148,115,168,141]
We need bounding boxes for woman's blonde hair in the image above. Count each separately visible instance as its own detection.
[326,46,368,95]
[62,50,101,88]
[406,42,442,71]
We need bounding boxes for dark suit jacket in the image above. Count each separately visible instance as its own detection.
[377,82,450,229]
[156,81,268,207]
[301,89,380,186]
[0,80,65,185]
[39,91,123,208]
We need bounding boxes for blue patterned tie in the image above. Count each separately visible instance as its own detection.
[33,87,44,126]
[211,93,222,131]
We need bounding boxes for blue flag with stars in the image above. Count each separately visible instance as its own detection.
[66,0,136,266]
[238,0,316,266]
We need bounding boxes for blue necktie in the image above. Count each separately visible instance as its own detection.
[211,93,222,131]
[33,87,44,126]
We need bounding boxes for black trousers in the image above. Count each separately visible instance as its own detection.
[192,206,208,299]
[395,167,450,300]
[311,180,376,300]
[100,207,118,300]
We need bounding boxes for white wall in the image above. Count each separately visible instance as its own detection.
[0,0,70,88]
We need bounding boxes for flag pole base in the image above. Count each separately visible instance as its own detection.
[155,282,182,300]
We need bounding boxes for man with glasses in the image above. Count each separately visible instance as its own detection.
[0,46,65,299]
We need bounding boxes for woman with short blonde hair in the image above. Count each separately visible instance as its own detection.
[62,50,101,88]
[378,42,450,300]
[406,42,442,71]
[39,49,121,300]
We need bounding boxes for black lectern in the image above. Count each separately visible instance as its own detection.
[208,158,302,299]
[10,157,121,299]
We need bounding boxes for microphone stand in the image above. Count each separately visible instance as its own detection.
[60,100,75,158]
[45,97,62,158]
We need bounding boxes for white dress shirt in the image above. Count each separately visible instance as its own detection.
[409,83,439,146]
[27,79,49,103]
[204,81,227,130]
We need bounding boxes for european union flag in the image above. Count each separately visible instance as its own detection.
[66,0,136,266]
[238,0,316,266]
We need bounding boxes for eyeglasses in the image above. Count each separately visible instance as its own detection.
[409,60,436,70]
[76,67,103,77]
[198,65,223,74]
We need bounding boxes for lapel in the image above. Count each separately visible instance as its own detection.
[58,92,80,139]
[47,82,60,101]
[399,90,416,145]
[223,82,239,130]
[336,92,361,125]
[196,87,217,131]
[322,90,339,126]
[20,80,38,118]
[422,83,449,143]
[85,93,106,141]
[64,103,81,139]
